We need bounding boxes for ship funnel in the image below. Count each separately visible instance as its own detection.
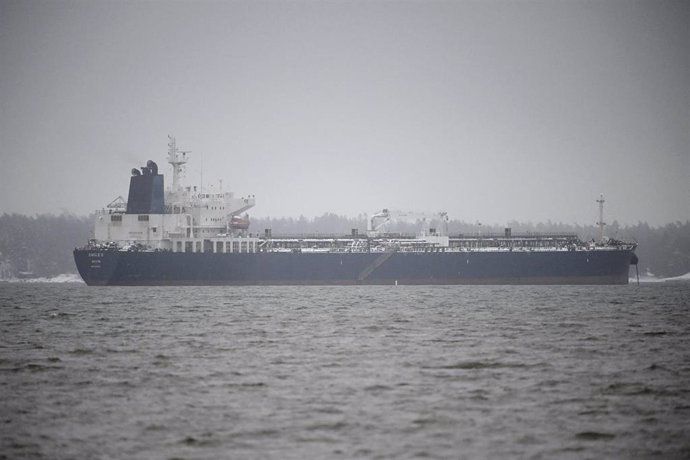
[127,161,165,214]
[147,160,158,175]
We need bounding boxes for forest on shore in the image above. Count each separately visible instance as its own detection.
[0,212,688,279]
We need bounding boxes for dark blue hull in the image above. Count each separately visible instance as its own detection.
[74,249,636,285]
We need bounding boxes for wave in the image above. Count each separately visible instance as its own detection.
[2,274,84,283]
[630,272,690,283]
[663,272,690,281]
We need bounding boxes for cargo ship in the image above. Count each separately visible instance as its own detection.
[74,137,638,285]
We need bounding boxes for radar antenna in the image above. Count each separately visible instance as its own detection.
[596,193,606,243]
[167,135,189,192]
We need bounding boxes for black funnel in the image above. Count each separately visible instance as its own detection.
[127,162,164,214]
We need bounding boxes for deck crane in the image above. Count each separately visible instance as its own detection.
[367,209,449,237]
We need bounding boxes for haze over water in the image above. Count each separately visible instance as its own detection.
[1,1,689,225]
[2,2,689,457]
[1,283,688,458]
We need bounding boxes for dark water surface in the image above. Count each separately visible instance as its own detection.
[1,283,689,459]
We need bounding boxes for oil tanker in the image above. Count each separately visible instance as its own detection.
[74,137,638,285]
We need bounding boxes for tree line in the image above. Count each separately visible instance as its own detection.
[0,212,688,278]
[0,213,92,278]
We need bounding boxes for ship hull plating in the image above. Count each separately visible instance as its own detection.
[74,249,635,286]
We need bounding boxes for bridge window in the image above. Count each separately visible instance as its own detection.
[138,215,149,221]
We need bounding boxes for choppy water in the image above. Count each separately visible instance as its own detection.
[1,283,689,459]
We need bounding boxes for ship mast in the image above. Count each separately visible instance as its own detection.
[167,135,189,192]
[596,193,606,243]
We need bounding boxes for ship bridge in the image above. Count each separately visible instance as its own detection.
[93,137,259,253]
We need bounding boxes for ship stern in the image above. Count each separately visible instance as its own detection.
[73,249,120,286]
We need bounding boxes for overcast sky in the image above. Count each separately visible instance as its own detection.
[1,0,688,225]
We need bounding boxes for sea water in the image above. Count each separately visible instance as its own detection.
[1,282,689,459]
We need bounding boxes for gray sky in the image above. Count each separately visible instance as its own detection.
[1,0,688,226]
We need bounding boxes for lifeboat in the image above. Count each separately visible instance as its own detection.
[230,215,250,230]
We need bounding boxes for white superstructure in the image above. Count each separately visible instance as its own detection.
[90,138,635,258]
[93,137,260,253]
